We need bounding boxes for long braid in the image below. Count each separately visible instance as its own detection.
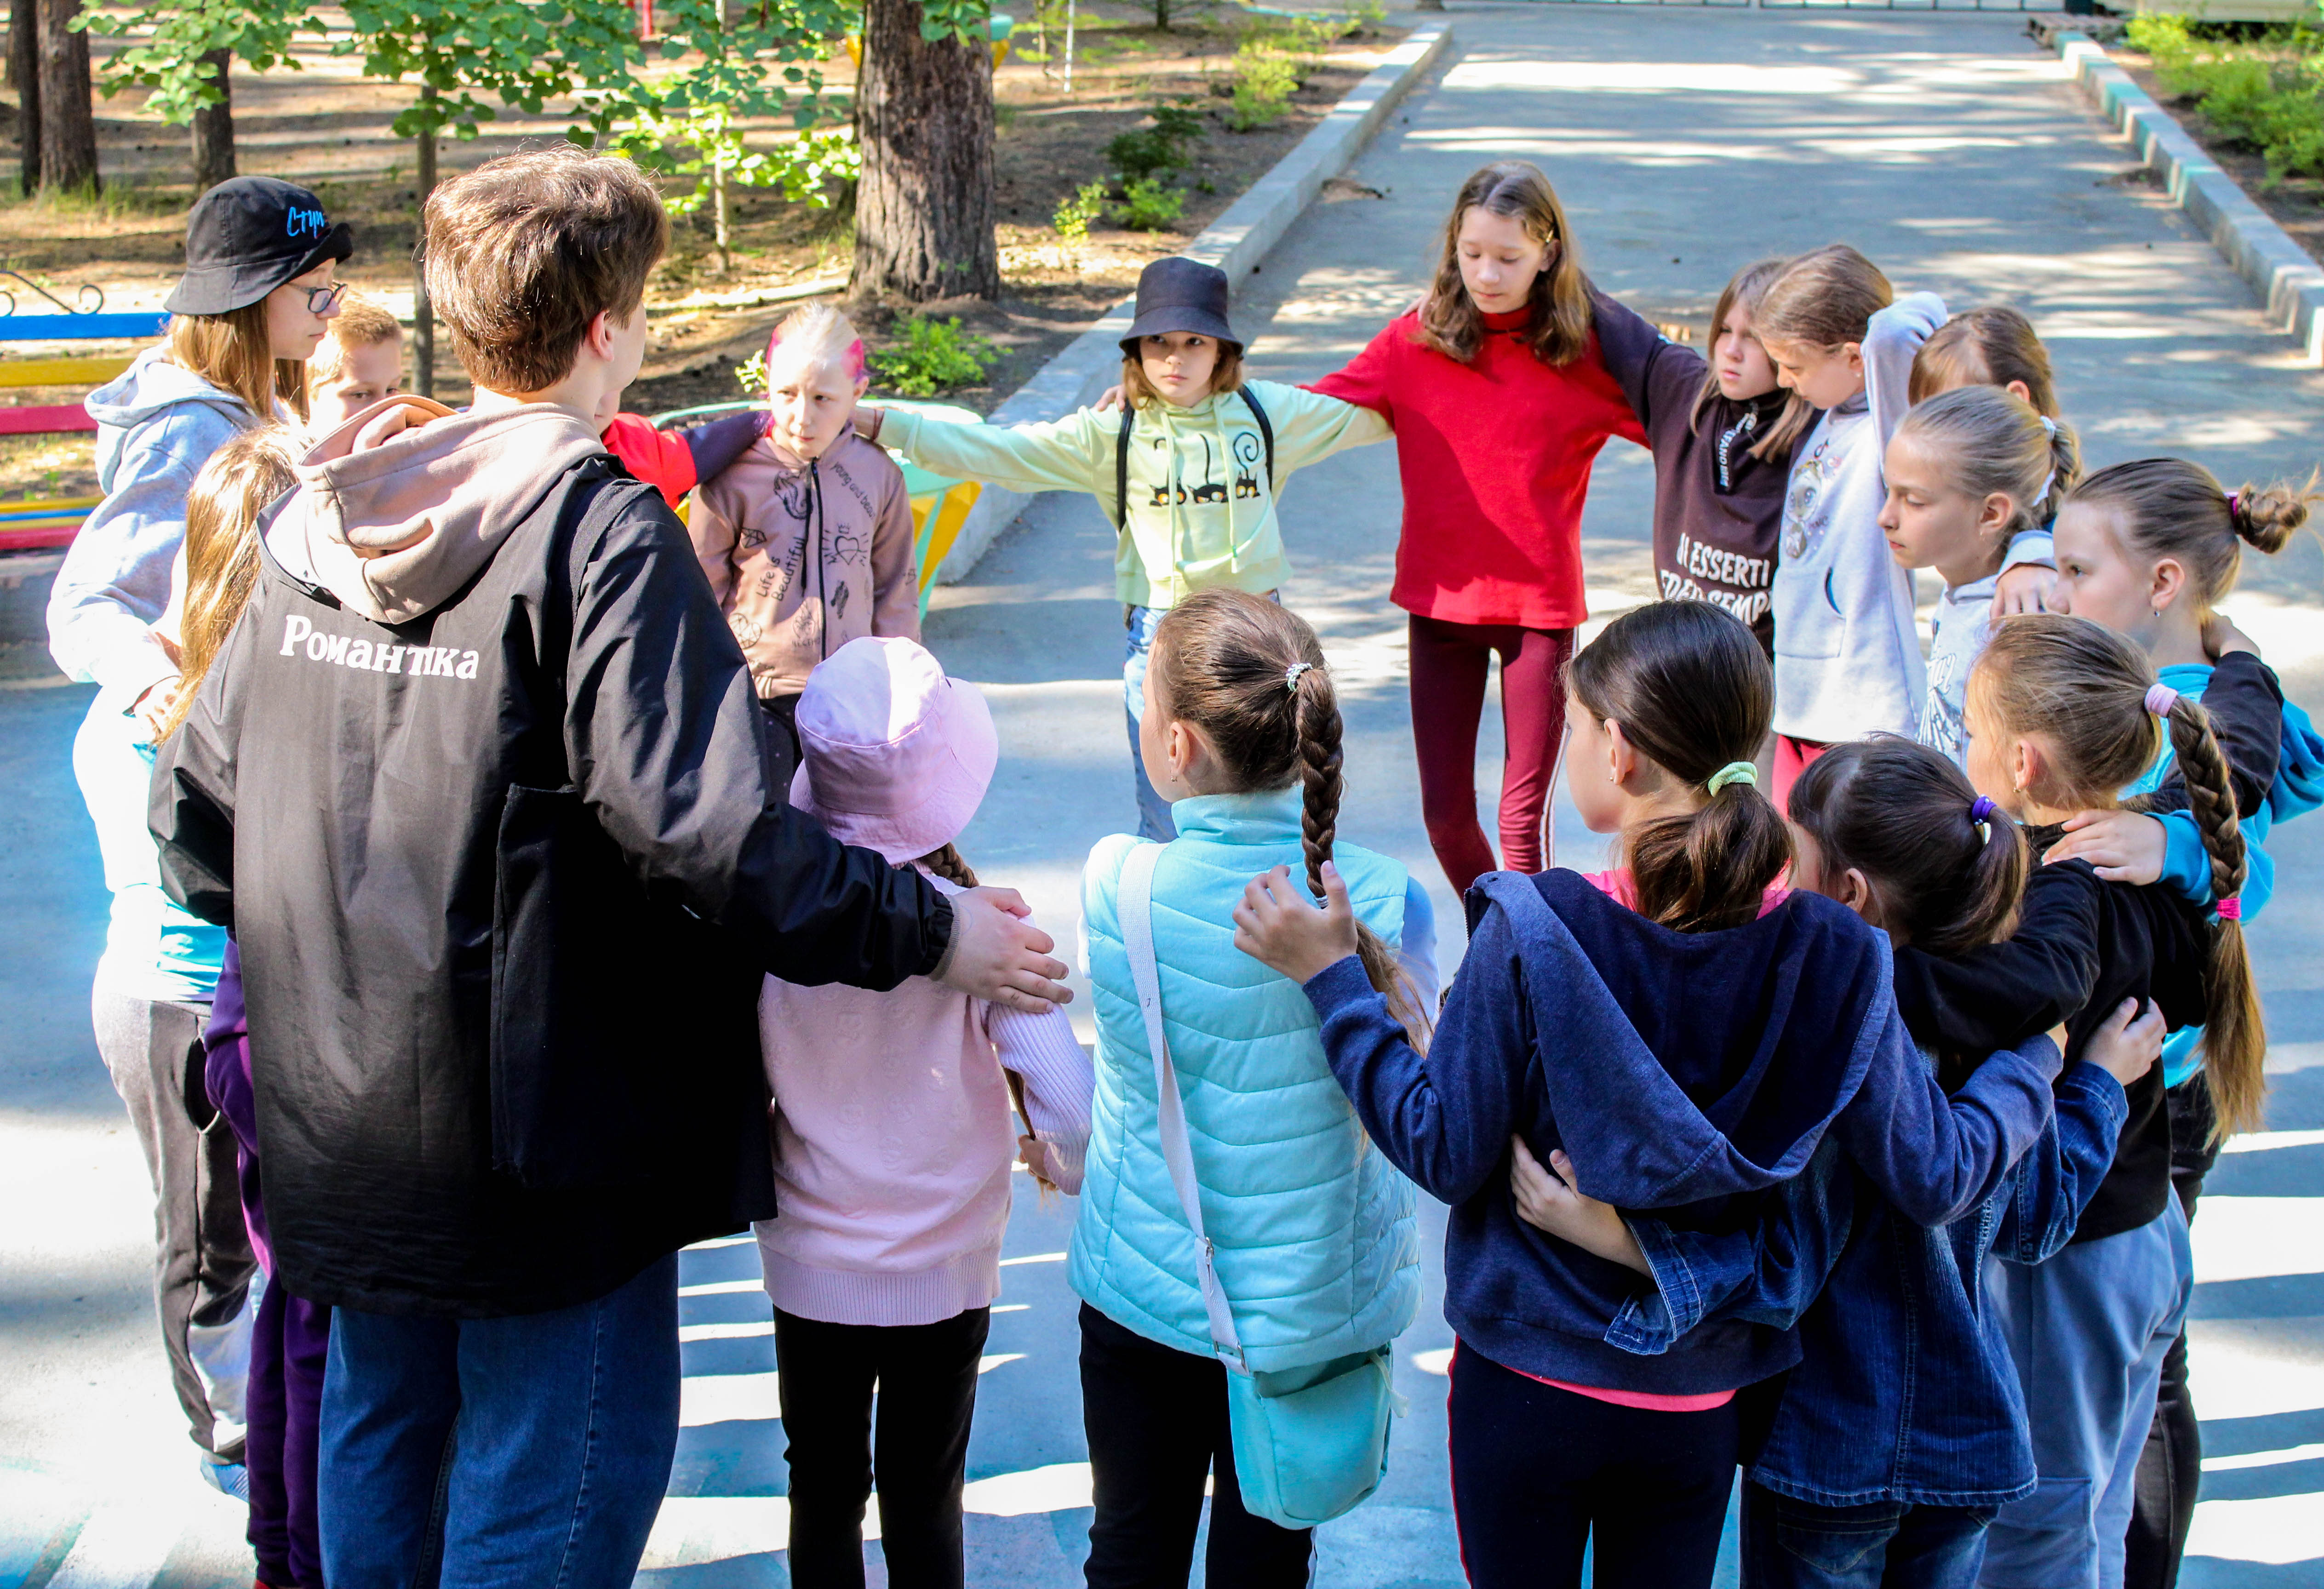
[915,842,979,889]
[2166,697,2267,1140]
[1293,671,1344,899]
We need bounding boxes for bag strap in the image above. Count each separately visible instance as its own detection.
[1118,841,1248,1369]
[1114,401,1138,531]
[1240,384,1276,493]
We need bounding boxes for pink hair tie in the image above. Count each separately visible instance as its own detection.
[2226,490,2242,516]
[2216,895,2243,922]
[2144,683,2180,717]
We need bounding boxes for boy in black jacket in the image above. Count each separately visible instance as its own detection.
[150,147,1069,1587]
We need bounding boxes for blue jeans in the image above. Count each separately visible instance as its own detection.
[1979,1200,2192,1589]
[1124,604,1175,842]
[1743,1485,1995,1589]
[317,1253,681,1589]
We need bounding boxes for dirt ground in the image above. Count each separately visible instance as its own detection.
[0,1,1406,502]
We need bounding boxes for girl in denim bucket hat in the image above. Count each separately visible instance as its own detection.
[754,635,1093,1589]
[857,257,1390,841]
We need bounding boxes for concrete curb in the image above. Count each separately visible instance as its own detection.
[937,20,1455,584]
[2050,29,2324,365]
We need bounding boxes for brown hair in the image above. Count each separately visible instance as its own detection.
[1753,244,1894,356]
[1148,589,1428,1044]
[1788,738,2026,957]
[1691,257,1815,462]
[1415,161,1592,368]
[2063,458,2318,621]
[306,294,403,393]
[1972,615,2265,1139]
[1909,306,2061,417]
[166,301,309,425]
[1566,600,1792,933]
[1893,385,2082,554]
[1120,342,1246,410]
[157,426,300,742]
[423,147,670,395]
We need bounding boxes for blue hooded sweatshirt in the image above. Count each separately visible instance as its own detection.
[1299,869,2062,1396]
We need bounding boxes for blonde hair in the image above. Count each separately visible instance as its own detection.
[1416,161,1592,368]
[766,301,867,384]
[1119,342,1245,410]
[1754,244,1893,355]
[1973,616,2266,1140]
[307,295,403,392]
[1910,307,2061,417]
[1893,386,2081,551]
[167,302,309,424]
[158,426,300,742]
[1692,257,1814,462]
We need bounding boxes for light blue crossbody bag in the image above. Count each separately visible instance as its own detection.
[1116,841,1397,1532]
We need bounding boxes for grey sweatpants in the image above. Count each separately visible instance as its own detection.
[92,979,257,1460]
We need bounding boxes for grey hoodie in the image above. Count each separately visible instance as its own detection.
[51,348,266,692]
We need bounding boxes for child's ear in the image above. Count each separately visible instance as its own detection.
[2004,379,2034,406]
[1841,342,1866,376]
[853,373,871,400]
[2011,737,2045,800]
[2148,555,2189,615]
[1603,719,1638,788]
[1979,492,2015,537]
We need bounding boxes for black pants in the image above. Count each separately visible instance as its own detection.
[774,1306,991,1589]
[761,692,803,798]
[1078,1303,1314,1589]
[1448,1342,1740,1589]
[2124,1076,2221,1589]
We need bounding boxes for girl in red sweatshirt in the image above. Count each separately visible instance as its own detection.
[1309,161,1645,895]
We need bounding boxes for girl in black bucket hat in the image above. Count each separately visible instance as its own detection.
[43,175,353,1506]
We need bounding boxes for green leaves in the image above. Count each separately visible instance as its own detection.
[916,0,994,47]
[870,315,997,395]
[79,0,321,121]
[335,0,647,144]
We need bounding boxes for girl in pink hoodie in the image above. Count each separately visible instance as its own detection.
[755,635,1092,1589]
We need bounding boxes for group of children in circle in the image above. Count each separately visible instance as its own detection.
[78,149,2321,1589]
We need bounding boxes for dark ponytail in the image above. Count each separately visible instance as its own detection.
[1787,739,2027,955]
[1567,600,1792,932]
[1151,589,1430,1045]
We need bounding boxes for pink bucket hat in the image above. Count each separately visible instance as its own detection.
[787,636,998,865]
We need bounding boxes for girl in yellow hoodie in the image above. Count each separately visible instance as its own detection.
[859,257,1388,839]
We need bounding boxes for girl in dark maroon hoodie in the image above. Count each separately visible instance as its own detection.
[1591,261,1815,656]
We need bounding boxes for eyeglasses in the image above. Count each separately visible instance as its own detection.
[298,280,350,315]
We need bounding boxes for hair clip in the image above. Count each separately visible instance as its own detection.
[1285,661,1314,692]
[1706,760,1757,794]
[2144,683,2180,717]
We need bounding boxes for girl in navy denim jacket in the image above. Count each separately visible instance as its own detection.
[1515,739,2166,1589]
[1234,602,2065,1589]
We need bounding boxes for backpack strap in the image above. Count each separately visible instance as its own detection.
[1118,840,1248,1371]
[1115,401,1139,531]
[1241,384,1275,493]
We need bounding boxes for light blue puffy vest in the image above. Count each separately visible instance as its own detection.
[1070,788,1421,1372]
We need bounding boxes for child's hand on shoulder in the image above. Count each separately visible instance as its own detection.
[1508,1139,1650,1276]
[2044,810,2166,884]
[2081,997,2164,1088]
[1093,384,1127,413]
[1232,862,1358,985]
[1990,562,2058,619]
[2204,613,2260,659]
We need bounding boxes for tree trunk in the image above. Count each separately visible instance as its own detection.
[712,157,730,275]
[851,0,998,303]
[10,0,40,196]
[412,105,437,398]
[1153,0,1167,31]
[34,0,96,194]
[191,46,234,191]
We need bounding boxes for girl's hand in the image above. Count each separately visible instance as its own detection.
[1232,862,1358,985]
[1509,1139,1650,1276]
[2044,811,2167,884]
[2203,613,2260,658]
[2081,997,2164,1087]
[1990,562,2058,619]
[1018,1135,1061,1193]
[855,405,886,443]
[1093,384,1128,413]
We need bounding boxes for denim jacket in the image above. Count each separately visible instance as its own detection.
[1618,1052,2124,1507]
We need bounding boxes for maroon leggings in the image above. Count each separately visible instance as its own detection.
[1408,614,1575,896]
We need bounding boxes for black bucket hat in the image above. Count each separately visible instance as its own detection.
[164,176,354,317]
[1118,257,1240,355]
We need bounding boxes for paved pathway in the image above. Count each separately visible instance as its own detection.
[3,5,2321,1586]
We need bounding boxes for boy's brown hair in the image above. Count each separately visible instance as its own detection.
[307,294,403,390]
[422,147,668,394]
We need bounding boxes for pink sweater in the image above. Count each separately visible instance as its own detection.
[754,882,1093,1326]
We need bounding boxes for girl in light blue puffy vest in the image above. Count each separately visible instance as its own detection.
[1071,589,1436,1589]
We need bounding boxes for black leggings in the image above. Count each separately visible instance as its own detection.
[2125,1076,2221,1589]
[1448,1342,1740,1589]
[1078,1303,1313,1589]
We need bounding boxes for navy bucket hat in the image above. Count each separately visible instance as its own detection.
[1118,257,1240,356]
[165,176,354,317]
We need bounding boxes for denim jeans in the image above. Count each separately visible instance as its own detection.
[1124,604,1175,842]
[317,1253,681,1589]
[1744,1485,1996,1589]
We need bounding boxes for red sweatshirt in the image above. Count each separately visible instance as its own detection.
[1310,308,1645,630]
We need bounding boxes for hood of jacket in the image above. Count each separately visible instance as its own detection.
[1477,869,1892,1214]
[85,345,256,434]
[268,396,606,624]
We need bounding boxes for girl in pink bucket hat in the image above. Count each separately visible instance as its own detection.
[754,635,1093,1589]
